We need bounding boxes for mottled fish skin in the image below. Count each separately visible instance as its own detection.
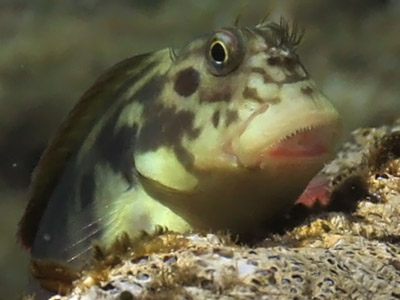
[19,20,341,265]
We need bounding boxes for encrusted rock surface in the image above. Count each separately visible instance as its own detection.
[48,121,400,300]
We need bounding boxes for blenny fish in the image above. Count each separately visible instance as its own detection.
[19,19,341,266]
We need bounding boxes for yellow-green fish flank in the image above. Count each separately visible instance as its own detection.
[19,19,341,265]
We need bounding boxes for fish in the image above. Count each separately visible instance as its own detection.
[18,18,341,267]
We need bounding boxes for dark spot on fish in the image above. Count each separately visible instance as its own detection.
[285,73,308,83]
[137,104,200,154]
[79,170,96,210]
[267,57,281,67]
[174,144,195,168]
[301,86,313,96]
[283,56,297,72]
[212,110,220,128]
[200,85,232,103]
[132,75,166,104]
[243,86,264,103]
[265,56,308,83]
[251,67,275,83]
[225,110,239,127]
[268,97,281,104]
[96,109,138,185]
[251,67,267,75]
[174,67,200,97]
[110,125,138,184]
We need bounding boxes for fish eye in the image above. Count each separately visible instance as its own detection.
[206,29,245,76]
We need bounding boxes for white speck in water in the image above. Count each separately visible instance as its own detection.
[43,234,51,242]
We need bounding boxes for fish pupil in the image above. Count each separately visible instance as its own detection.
[210,42,226,64]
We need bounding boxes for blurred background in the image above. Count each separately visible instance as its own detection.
[0,0,398,298]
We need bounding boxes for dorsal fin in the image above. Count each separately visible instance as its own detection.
[18,53,153,249]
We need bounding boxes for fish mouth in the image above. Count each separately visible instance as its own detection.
[223,123,338,169]
[265,125,333,158]
[254,124,338,168]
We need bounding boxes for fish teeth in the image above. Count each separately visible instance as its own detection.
[270,125,318,149]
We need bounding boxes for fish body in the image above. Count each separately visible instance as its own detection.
[19,20,341,265]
